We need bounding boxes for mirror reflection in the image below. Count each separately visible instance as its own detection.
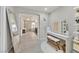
[48,19,69,35]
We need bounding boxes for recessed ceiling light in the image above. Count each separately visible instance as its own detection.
[44,8,48,11]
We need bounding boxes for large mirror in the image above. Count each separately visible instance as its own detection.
[7,9,19,52]
[48,19,69,36]
[7,9,18,36]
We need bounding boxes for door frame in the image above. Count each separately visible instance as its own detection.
[19,13,40,42]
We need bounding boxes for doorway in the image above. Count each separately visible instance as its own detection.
[19,13,40,52]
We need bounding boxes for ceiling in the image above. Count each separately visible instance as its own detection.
[14,6,60,13]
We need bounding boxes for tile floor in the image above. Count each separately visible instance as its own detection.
[13,32,42,53]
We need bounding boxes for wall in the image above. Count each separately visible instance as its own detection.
[49,7,75,33]
[0,7,12,53]
[0,7,1,52]
[48,6,75,52]
[0,7,7,52]
[12,7,48,43]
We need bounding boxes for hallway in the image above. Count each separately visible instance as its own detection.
[14,32,42,53]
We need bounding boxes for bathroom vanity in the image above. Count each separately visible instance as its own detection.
[47,31,69,53]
